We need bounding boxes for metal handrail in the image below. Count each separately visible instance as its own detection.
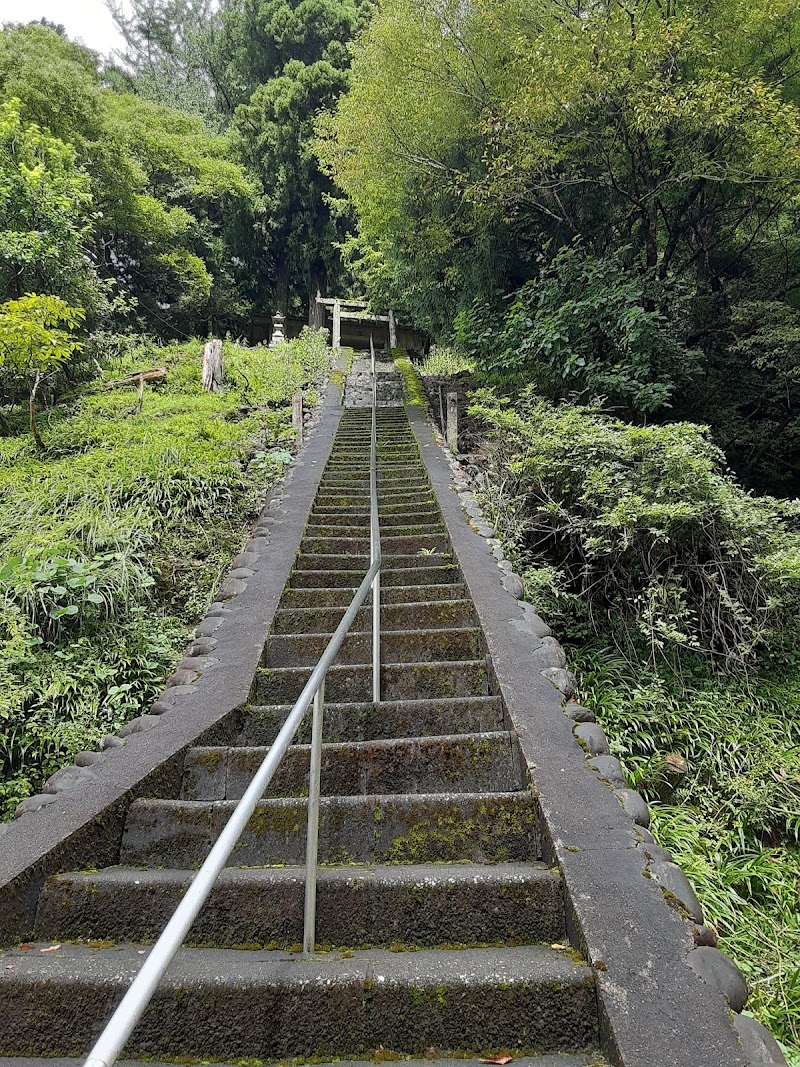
[84,351,382,1067]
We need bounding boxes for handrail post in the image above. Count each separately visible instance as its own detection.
[370,333,380,704]
[303,679,325,957]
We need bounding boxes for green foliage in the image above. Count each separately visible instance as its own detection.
[0,23,254,337]
[417,346,476,379]
[0,294,84,380]
[328,0,800,491]
[107,0,226,130]
[471,388,800,662]
[0,98,98,309]
[573,645,800,1057]
[482,246,700,415]
[0,332,328,819]
[217,0,373,314]
[0,293,85,444]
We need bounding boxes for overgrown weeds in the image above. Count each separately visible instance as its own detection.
[470,387,800,665]
[0,331,328,818]
[461,382,800,1060]
[574,645,800,1061]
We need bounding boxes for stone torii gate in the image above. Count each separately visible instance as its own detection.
[316,295,397,350]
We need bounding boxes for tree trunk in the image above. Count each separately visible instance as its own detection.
[309,262,327,329]
[29,372,44,450]
[202,339,224,392]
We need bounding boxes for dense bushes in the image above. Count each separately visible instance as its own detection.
[462,384,800,1059]
[0,331,328,819]
[470,388,800,663]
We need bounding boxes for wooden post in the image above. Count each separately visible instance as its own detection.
[388,308,397,351]
[201,339,224,392]
[447,390,459,453]
[292,393,304,445]
[333,300,342,349]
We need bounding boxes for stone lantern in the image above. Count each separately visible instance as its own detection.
[269,311,286,348]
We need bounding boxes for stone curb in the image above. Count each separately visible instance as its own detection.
[409,390,765,1067]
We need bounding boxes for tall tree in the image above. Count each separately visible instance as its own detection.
[218,0,374,317]
[106,0,229,129]
[326,0,800,491]
[0,22,254,337]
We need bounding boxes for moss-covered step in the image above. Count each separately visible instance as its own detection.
[238,695,506,745]
[289,565,461,589]
[182,731,524,801]
[271,598,475,634]
[254,659,489,703]
[120,792,541,868]
[263,626,482,668]
[36,860,565,948]
[280,582,468,608]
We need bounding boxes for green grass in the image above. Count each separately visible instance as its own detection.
[416,345,477,379]
[0,331,328,819]
[464,387,800,1060]
[571,643,800,1063]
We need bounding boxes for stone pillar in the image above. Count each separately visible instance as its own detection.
[292,393,304,445]
[333,300,342,349]
[388,308,397,351]
[447,390,459,453]
[269,312,286,348]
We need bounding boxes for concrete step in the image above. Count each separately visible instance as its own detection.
[238,696,506,745]
[294,552,454,572]
[312,500,436,516]
[305,522,446,538]
[254,658,489,703]
[263,627,482,667]
[320,473,428,487]
[182,732,524,801]
[0,944,595,1060]
[309,508,442,525]
[301,534,450,555]
[0,1058,606,1067]
[315,487,435,502]
[37,861,564,947]
[272,599,475,634]
[280,583,467,607]
[289,565,460,588]
[121,791,540,867]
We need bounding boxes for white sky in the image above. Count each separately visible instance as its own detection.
[0,0,126,57]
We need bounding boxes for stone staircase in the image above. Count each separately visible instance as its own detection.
[0,407,605,1066]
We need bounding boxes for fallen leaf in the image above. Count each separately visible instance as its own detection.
[137,950,145,955]
[550,943,568,950]
[40,945,61,953]
[481,1057,512,1064]
[18,944,33,952]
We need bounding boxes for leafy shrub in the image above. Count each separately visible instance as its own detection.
[470,388,800,662]
[457,245,699,414]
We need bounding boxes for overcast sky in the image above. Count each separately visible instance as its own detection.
[0,0,125,57]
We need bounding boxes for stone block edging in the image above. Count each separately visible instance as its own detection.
[407,402,761,1067]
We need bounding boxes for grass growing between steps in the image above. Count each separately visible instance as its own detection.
[0,331,328,820]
